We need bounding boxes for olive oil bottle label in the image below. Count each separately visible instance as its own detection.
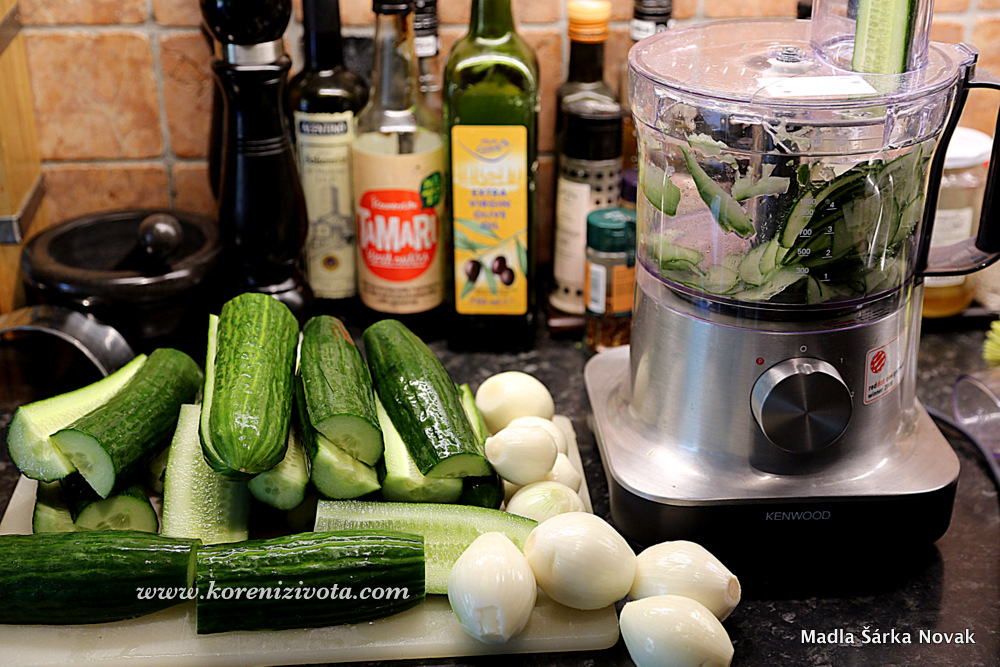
[294,110,357,299]
[451,125,529,315]
[353,141,445,314]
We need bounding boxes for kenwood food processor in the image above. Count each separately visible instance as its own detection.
[586,3,1000,549]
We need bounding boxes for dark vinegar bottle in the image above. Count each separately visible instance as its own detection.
[289,0,369,322]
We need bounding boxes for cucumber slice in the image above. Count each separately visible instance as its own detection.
[640,161,681,216]
[646,233,704,271]
[7,355,147,482]
[32,482,79,533]
[852,0,917,74]
[162,404,250,545]
[300,316,383,466]
[736,266,805,301]
[294,376,381,500]
[377,396,462,503]
[738,242,771,286]
[75,484,159,532]
[315,499,537,595]
[681,146,754,237]
[248,423,310,511]
[52,349,202,498]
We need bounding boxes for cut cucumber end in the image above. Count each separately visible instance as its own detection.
[315,415,384,466]
[7,413,77,482]
[311,439,381,500]
[75,495,159,532]
[423,453,493,479]
[50,429,116,498]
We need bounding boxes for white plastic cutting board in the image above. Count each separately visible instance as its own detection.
[0,435,618,666]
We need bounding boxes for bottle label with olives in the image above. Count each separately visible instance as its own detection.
[451,125,529,315]
[353,138,445,314]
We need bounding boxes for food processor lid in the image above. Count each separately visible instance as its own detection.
[629,19,975,110]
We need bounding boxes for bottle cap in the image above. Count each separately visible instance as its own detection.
[373,0,412,15]
[414,0,438,35]
[620,168,639,205]
[944,126,993,170]
[562,100,623,161]
[587,208,637,255]
[568,0,612,43]
[633,0,672,22]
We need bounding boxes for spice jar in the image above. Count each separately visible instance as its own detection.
[584,207,636,352]
[923,126,991,318]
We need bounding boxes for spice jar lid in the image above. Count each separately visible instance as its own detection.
[587,207,637,254]
[945,127,993,170]
[568,0,612,43]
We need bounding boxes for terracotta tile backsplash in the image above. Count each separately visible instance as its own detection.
[16,1,1000,234]
[25,31,162,160]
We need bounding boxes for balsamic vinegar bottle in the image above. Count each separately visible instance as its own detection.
[443,0,539,351]
[201,0,311,317]
[289,0,368,318]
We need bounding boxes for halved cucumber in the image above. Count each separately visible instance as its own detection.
[315,499,536,595]
[7,355,147,482]
[162,404,250,545]
[300,315,383,466]
[74,484,158,532]
[852,0,918,74]
[248,422,310,511]
[32,482,79,533]
[377,396,462,503]
[294,376,381,500]
[51,349,202,498]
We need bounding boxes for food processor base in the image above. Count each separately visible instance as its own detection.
[585,346,960,551]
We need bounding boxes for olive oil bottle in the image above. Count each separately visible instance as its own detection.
[443,0,539,351]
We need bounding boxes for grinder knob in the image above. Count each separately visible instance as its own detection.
[750,358,852,454]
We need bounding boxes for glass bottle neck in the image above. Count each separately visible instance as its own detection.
[470,0,515,39]
[568,40,605,83]
[304,31,344,70]
[369,12,421,112]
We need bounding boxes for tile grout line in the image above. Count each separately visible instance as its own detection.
[145,1,178,210]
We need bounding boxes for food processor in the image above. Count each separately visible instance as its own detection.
[585,4,1000,549]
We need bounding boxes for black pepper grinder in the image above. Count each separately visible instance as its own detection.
[201,0,311,316]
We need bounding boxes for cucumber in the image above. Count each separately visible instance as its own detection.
[640,160,681,216]
[645,233,703,271]
[681,146,754,237]
[51,348,202,498]
[295,377,381,499]
[202,293,299,479]
[852,0,918,74]
[7,355,147,482]
[146,445,170,495]
[248,421,310,511]
[0,531,200,624]
[300,315,383,466]
[457,384,502,509]
[32,481,78,533]
[364,320,491,479]
[314,499,536,595]
[74,484,159,532]
[780,168,866,248]
[162,404,250,545]
[195,530,425,634]
[377,396,463,503]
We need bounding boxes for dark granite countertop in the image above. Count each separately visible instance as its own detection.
[1,321,998,666]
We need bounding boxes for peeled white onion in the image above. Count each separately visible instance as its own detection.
[505,481,584,522]
[475,372,555,434]
[620,595,734,667]
[523,512,636,610]
[542,452,582,492]
[630,540,741,621]
[506,416,568,454]
[447,532,537,644]
[485,425,558,485]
